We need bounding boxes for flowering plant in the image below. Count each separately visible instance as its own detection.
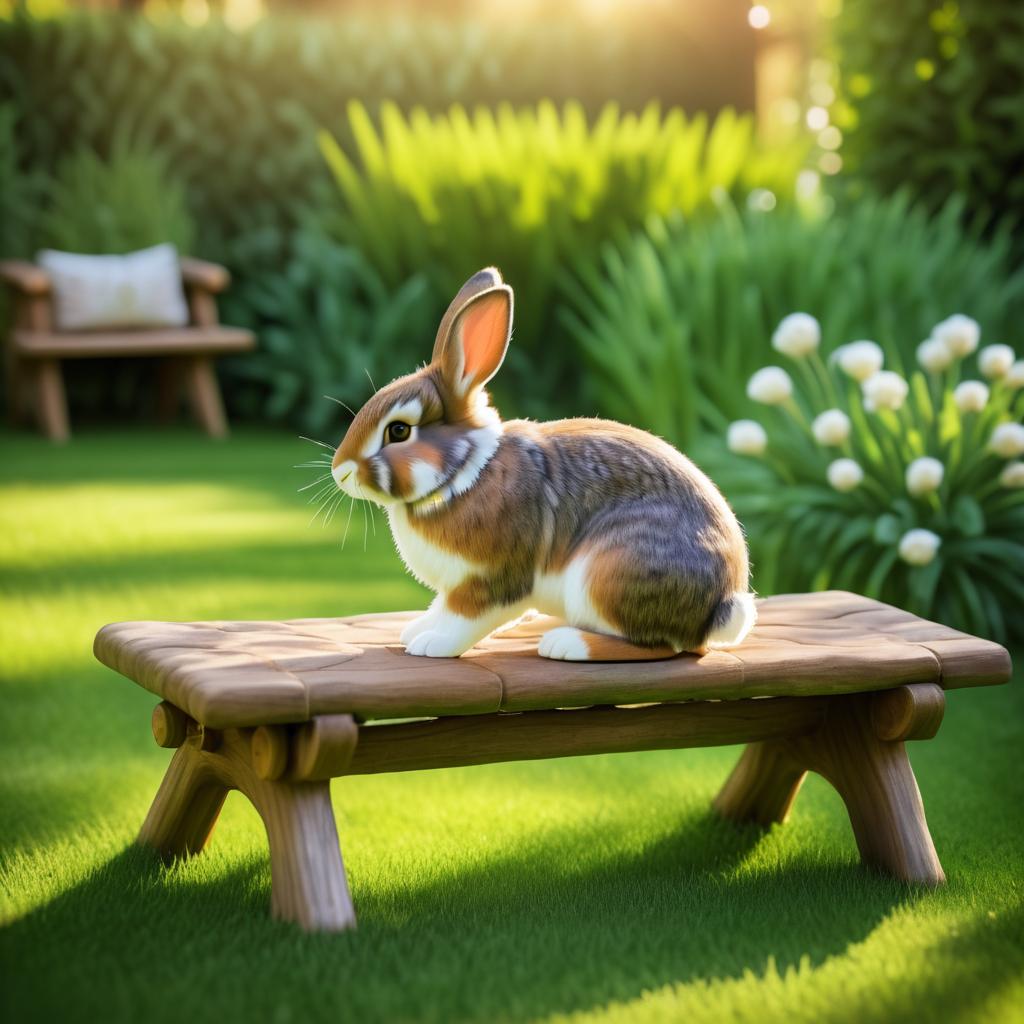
[723,313,1024,641]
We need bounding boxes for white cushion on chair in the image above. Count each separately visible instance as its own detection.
[37,244,190,331]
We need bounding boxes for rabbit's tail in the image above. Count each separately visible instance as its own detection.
[705,592,757,650]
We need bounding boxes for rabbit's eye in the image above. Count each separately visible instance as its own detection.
[386,421,412,444]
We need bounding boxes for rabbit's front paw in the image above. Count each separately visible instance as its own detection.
[400,612,437,645]
[404,630,471,658]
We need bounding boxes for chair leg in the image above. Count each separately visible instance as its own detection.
[714,689,946,885]
[34,358,70,442]
[183,355,228,438]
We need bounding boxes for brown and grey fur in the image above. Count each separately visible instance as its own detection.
[331,268,754,661]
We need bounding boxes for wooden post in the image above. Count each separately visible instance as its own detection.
[182,356,228,439]
[714,684,946,885]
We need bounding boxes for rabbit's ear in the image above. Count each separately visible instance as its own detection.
[433,285,513,397]
[433,267,503,353]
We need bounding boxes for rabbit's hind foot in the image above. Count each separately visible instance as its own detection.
[537,626,679,662]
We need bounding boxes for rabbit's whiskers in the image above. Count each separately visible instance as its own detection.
[324,394,357,418]
[340,490,357,550]
[299,435,337,452]
[297,473,331,493]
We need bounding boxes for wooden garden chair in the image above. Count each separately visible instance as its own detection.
[0,257,254,442]
[94,591,1011,932]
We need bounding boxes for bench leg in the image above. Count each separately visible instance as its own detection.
[138,740,230,857]
[183,355,228,438]
[156,358,183,423]
[714,686,946,886]
[138,729,356,932]
[34,358,70,442]
[247,778,355,932]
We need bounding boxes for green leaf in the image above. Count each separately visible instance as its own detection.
[873,514,902,545]
[950,494,985,537]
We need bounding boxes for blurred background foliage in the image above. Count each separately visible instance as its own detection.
[564,193,1024,448]
[1,0,1022,635]
[833,0,1024,229]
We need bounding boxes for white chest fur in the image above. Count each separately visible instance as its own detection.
[386,506,479,593]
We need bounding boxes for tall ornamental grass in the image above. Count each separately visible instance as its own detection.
[719,315,1024,641]
[562,193,1024,447]
[318,100,807,415]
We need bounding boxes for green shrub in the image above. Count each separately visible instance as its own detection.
[41,143,196,255]
[0,7,758,265]
[319,100,807,415]
[0,104,46,259]
[218,228,434,433]
[833,0,1024,227]
[562,193,1024,448]
[716,315,1024,641]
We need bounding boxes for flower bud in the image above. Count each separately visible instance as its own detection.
[999,461,1024,488]
[953,380,989,413]
[862,370,908,411]
[812,409,851,446]
[727,420,768,456]
[916,337,952,374]
[989,422,1024,458]
[772,313,821,358]
[905,456,944,496]
[747,366,793,405]
[978,344,1015,379]
[899,528,941,566]
[932,314,980,358]
[826,458,863,492]
[1005,361,1024,389]
[835,340,884,382]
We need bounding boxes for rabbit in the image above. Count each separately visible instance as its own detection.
[331,267,755,660]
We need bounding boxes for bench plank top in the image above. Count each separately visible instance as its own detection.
[94,591,1011,728]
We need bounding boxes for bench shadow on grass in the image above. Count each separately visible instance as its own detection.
[0,803,964,1023]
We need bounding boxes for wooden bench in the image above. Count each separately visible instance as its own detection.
[0,257,254,441]
[93,591,1011,932]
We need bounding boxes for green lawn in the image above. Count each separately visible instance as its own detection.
[1,428,1022,1024]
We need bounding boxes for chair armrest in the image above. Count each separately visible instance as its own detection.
[180,257,231,294]
[0,260,51,297]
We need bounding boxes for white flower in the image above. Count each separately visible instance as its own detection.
[827,458,863,492]
[916,337,953,374]
[978,344,1015,379]
[747,366,793,405]
[953,380,990,413]
[772,313,821,358]
[899,528,941,567]
[862,370,909,411]
[1000,461,1024,488]
[932,314,980,358]
[835,340,884,382]
[1005,361,1024,389]
[727,420,767,456]
[905,456,944,496]
[812,408,851,446]
[989,422,1024,458]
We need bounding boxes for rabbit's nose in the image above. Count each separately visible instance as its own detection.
[332,459,357,492]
